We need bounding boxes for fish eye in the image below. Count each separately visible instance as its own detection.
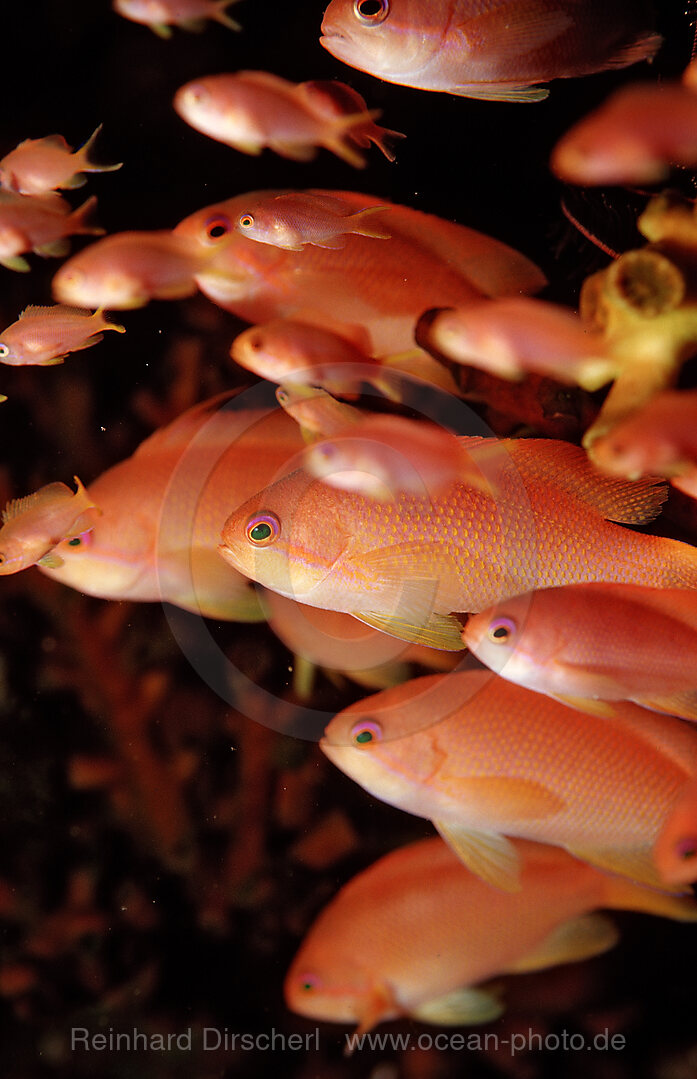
[676,837,697,861]
[350,718,383,746]
[0,553,5,564]
[238,214,255,230]
[353,0,389,24]
[487,616,517,644]
[0,344,8,359]
[245,512,280,546]
[66,530,93,550]
[204,214,232,242]
[298,972,321,992]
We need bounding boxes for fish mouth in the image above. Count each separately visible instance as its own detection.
[319,31,354,64]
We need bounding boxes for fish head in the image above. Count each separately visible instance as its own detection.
[38,505,155,598]
[52,231,201,309]
[219,468,354,603]
[462,592,544,678]
[174,79,264,145]
[284,955,396,1030]
[320,673,459,817]
[321,0,439,80]
[0,534,37,575]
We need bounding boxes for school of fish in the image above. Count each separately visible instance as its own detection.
[6,0,697,1052]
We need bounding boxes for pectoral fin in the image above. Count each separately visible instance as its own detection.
[565,843,678,893]
[638,690,697,723]
[553,694,617,718]
[38,551,64,569]
[433,819,521,892]
[451,83,550,103]
[506,913,619,974]
[410,984,504,1026]
[354,608,464,651]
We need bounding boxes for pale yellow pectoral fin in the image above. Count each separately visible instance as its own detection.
[353,608,464,651]
[553,693,617,719]
[178,17,206,32]
[451,83,550,103]
[1,255,31,272]
[506,913,619,975]
[38,551,64,569]
[34,239,70,258]
[410,984,504,1027]
[433,819,521,892]
[565,843,683,894]
[150,22,173,37]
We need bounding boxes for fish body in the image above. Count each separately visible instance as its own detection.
[551,83,697,186]
[0,127,121,196]
[320,669,697,892]
[219,436,697,651]
[0,192,102,272]
[654,778,697,887]
[113,0,240,36]
[173,189,546,354]
[0,305,125,367]
[38,395,305,621]
[51,231,207,309]
[234,192,391,251]
[286,836,697,1032]
[174,71,386,168]
[303,414,491,499]
[0,477,100,574]
[418,298,613,389]
[463,583,697,721]
[320,0,661,102]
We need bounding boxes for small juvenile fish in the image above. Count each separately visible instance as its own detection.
[0,126,121,196]
[463,583,697,721]
[275,385,365,440]
[320,0,661,102]
[51,231,207,308]
[591,391,697,485]
[219,437,697,652]
[303,414,491,499]
[0,477,101,574]
[174,71,387,168]
[551,82,697,186]
[0,191,103,273]
[417,298,613,389]
[0,305,125,367]
[320,669,697,892]
[234,192,391,251]
[231,318,459,400]
[299,79,405,162]
[286,837,697,1034]
[113,0,241,37]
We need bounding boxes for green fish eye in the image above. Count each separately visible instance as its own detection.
[67,537,82,547]
[245,512,280,547]
[350,719,383,746]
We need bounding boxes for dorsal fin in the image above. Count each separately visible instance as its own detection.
[2,482,71,524]
[19,304,93,320]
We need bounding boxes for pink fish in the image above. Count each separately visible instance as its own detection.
[234,192,391,250]
[0,126,121,196]
[320,0,661,102]
[174,71,390,168]
[298,79,404,162]
[0,305,125,367]
[0,477,101,574]
[113,0,241,37]
[0,191,103,273]
[591,390,697,486]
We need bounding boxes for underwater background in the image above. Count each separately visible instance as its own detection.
[2,2,697,1077]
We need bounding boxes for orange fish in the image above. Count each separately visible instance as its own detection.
[0,126,121,196]
[0,305,125,366]
[113,0,240,37]
[234,192,391,250]
[172,189,546,354]
[298,79,404,163]
[39,394,305,620]
[286,837,697,1034]
[51,231,209,309]
[174,71,387,168]
[231,318,458,400]
[302,414,491,500]
[320,0,661,102]
[219,437,697,651]
[320,669,697,892]
[417,298,613,389]
[463,583,697,721]
[551,82,697,186]
[0,191,102,273]
[0,477,101,574]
